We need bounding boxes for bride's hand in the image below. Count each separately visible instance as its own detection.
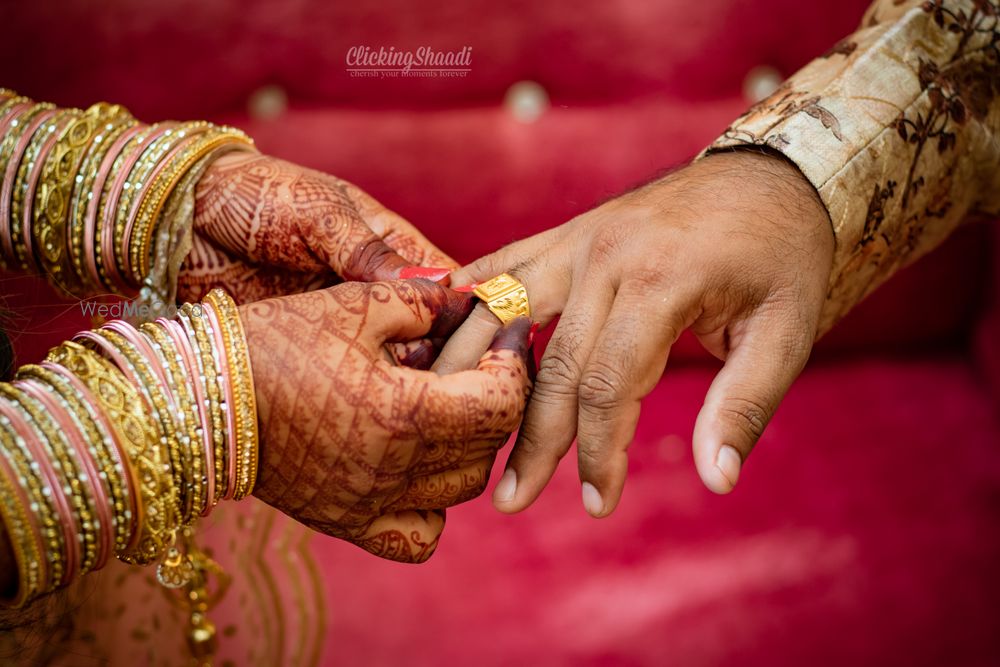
[179,153,457,304]
[241,280,533,563]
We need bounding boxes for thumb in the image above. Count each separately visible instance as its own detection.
[363,280,475,344]
[692,314,812,494]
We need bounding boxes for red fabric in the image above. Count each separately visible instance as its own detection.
[2,1,999,665]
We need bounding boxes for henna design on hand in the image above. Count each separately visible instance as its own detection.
[240,280,531,563]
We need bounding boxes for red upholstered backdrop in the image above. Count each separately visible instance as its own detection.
[2,1,999,665]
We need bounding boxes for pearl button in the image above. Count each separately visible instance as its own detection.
[504,81,549,123]
[743,66,783,104]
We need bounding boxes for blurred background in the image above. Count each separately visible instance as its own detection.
[1,0,999,664]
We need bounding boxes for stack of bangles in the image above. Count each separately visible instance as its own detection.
[0,87,255,297]
[0,288,257,608]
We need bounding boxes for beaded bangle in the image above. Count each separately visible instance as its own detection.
[47,341,173,566]
[98,123,173,292]
[14,378,100,576]
[68,111,136,293]
[40,360,135,557]
[0,104,55,264]
[161,317,216,514]
[179,304,228,500]
[204,290,258,499]
[130,129,254,286]
[0,436,44,607]
[140,322,204,522]
[0,385,74,587]
[0,401,62,593]
[19,110,80,273]
[34,104,121,291]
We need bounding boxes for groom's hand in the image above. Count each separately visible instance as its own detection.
[437,151,834,515]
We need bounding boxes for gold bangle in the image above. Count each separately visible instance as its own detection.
[472,273,531,324]
[68,111,136,293]
[140,322,205,522]
[35,103,122,293]
[2,103,57,267]
[179,304,228,501]
[0,427,45,607]
[130,128,254,286]
[45,341,172,566]
[204,289,258,499]
[0,385,68,590]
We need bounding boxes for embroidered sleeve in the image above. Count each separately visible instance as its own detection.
[706,0,1000,334]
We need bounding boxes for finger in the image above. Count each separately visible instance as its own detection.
[430,301,502,374]
[343,182,460,270]
[575,285,691,517]
[492,276,615,514]
[352,509,446,564]
[448,225,570,288]
[433,248,571,374]
[388,339,442,370]
[692,311,812,494]
[385,317,533,474]
[356,280,475,345]
[383,456,495,512]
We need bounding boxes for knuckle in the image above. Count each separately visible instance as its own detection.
[536,347,582,397]
[589,224,628,265]
[578,363,628,413]
[720,395,771,443]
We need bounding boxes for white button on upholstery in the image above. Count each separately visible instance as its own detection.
[742,66,783,104]
[247,85,288,120]
[504,81,549,123]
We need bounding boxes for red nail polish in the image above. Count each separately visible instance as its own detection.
[399,266,451,282]
[452,283,478,293]
[527,322,539,347]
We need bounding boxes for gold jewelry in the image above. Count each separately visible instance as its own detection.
[46,341,173,566]
[473,273,531,324]
[204,290,258,499]
[68,112,136,293]
[35,104,119,292]
[0,426,45,606]
[130,128,254,286]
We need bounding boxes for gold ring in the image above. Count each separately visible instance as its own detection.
[473,273,531,324]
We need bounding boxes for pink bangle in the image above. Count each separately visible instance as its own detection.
[102,321,173,401]
[42,360,137,562]
[0,437,47,595]
[0,108,56,264]
[100,123,175,293]
[0,392,79,587]
[161,317,216,514]
[84,124,144,290]
[201,301,238,500]
[16,378,111,573]
[119,131,205,287]
[21,114,73,273]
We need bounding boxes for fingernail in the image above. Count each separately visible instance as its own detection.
[493,468,517,504]
[581,482,604,517]
[452,283,478,293]
[715,445,742,490]
[399,266,452,282]
[527,322,539,347]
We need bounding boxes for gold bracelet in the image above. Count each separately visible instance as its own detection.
[0,385,68,590]
[0,427,44,607]
[204,289,258,499]
[130,128,254,286]
[180,303,228,500]
[3,383,93,581]
[46,341,172,566]
[68,111,137,294]
[0,103,55,266]
[34,103,121,293]
[140,322,204,522]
